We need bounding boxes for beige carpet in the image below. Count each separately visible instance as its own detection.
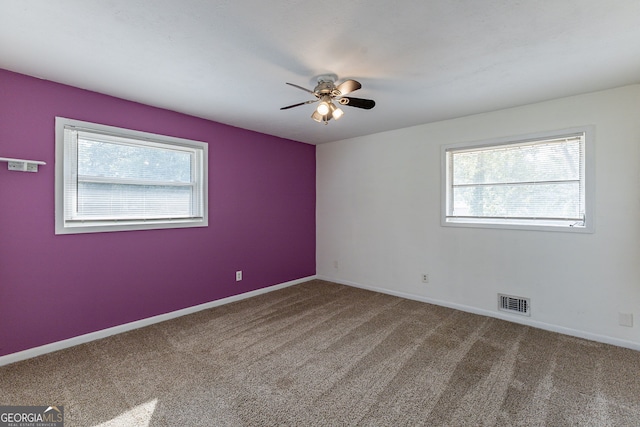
[2,280,640,426]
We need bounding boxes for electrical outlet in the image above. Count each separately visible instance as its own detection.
[421,273,429,283]
[8,161,27,172]
[236,271,242,281]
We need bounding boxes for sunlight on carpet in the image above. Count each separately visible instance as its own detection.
[94,399,157,427]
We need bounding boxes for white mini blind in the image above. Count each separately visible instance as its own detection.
[60,124,206,231]
[446,132,586,227]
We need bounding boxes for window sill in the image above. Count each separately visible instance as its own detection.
[55,217,208,235]
[441,218,593,233]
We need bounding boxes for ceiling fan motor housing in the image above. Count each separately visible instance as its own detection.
[314,79,337,96]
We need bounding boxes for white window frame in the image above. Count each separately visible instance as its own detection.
[55,117,208,234]
[441,126,594,233]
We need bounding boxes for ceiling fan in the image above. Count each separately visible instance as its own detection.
[280,75,375,124]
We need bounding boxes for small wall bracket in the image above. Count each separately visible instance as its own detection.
[0,157,46,173]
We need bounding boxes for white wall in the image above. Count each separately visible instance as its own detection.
[317,85,640,349]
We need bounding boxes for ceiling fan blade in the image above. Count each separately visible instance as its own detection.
[339,97,375,110]
[335,79,361,95]
[285,82,315,94]
[280,99,318,110]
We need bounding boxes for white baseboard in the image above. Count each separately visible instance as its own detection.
[318,275,640,352]
[0,275,317,367]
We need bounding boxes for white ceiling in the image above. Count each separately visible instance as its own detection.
[2,0,640,145]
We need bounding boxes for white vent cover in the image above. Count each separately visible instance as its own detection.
[498,294,530,316]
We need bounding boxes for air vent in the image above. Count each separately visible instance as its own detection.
[498,294,530,316]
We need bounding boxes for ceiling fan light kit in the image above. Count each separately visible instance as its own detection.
[311,110,324,123]
[329,102,343,120]
[316,96,331,116]
[281,75,375,125]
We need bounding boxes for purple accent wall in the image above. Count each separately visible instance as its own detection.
[0,69,316,357]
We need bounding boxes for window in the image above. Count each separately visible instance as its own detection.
[441,127,594,232]
[55,117,208,234]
